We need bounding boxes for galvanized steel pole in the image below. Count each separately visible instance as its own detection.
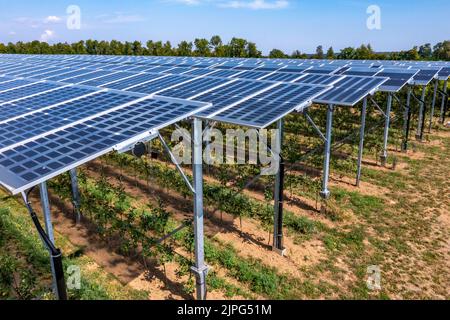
[320,104,334,199]
[272,119,285,255]
[381,93,392,166]
[356,98,368,187]
[191,118,208,300]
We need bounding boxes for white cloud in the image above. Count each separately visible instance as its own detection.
[40,29,55,42]
[9,31,16,36]
[220,0,289,9]
[44,16,62,23]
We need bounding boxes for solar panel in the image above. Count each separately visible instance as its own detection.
[209,83,329,128]
[341,67,381,77]
[294,74,344,86]
[376,68,418,92]
[44,69,98,82]
[195,80,275,116]
[0,86,99,122]
[126,75,194,94]
[0,79,37,92]
[101,73,166,90]
[305,65,343,75]
[437,67,450,80]
[0,95,211,194]
[230,70,272,80]
[262,72,303,83]
[0,82,62,103]
[313,76,388,106]
[80,72,138,87]
[61,70,113,84]
[156,77,233,99]
[209,69,244,78]
[411,68,441,86]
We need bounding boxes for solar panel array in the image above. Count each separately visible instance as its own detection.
[0,53,449,194]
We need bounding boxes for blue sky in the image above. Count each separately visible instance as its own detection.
[0,0,448,54]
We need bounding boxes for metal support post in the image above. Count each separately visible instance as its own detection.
[415,86,427,140]
[402,87,412,152]
[39,182,67,300]
[190,118,208,300]
[69,168,81,224]
[428,79,439,132]
[380,93,392,166]
[272,119,286,256]
[320,104,334,199]
[356,98,367,187]
[440,80,448,124]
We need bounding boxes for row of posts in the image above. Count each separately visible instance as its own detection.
[37,78,447,300]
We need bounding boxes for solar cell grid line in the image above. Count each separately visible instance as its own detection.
[0,97,211,194]
[182,68,217,77]
[52,70,113,84]
[0,91,141,152]
[294,74,344,86]
[18,67,69,79]
[377,68,419,92]
[277,66,312,73]
[76,71,134,86]
[341,67,382,77]
[194,80,280,117]
[0,63,31,73]
[1,64,48,77]
[304,65,343,75]
[0,78,40,93]
[262,72,305,83]
[44,69,101,82]
[125,74,199,95]
[0,86,99,122]
[313,76,389,106]
[145,66,178,73]
[101,73,168,90]
[209,83,330,128]
[229,70,274,80]
[31,67,81,80]
[155,77,236,99]
[437,67,450,80]
[0,82,63,103]
[207,69,245,78]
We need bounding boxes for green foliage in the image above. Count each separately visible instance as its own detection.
[1,38,448,60]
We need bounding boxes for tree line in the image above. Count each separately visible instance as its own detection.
[0,36,449,60]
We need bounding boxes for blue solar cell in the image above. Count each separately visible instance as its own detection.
[157,77,230,99]
[45,69,96,81]
[212,83,328,128]
[182,68,216,76]
[262,72,302,82]
[0,79,35,92]
[0,96,209,194]
[126,75,193,94]
[231,71,272,80]
[294,74,343,86]
[81,72,137,87]
[0,92,138,150]
[314,76,387,106]
[208,70,243,78]
[195,80,275,116]
[102,73,165,90]
[0,86,97,121]
[61,70,112,84]
[0,82,61,103]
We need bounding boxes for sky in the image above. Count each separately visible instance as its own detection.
[0,0,448,55]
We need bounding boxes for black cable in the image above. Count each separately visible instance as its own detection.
[22,188,68,300]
